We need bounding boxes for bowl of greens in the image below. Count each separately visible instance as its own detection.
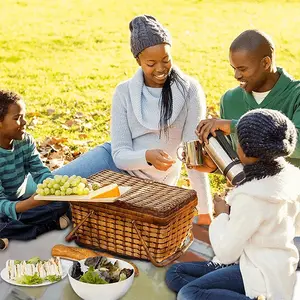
[68,256,134,300]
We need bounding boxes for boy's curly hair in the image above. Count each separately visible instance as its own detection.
[0,90,22,121]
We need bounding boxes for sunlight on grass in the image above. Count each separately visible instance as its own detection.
[1,0,300,191]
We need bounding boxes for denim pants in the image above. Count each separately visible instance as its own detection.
[0,201,70,240]
[165,261,254,300]
[54,142,126,177]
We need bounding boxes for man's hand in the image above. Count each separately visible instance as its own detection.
[196,118,232,144]
[146,149,176,171]
[15,195,51,213]
[213,194,230,216]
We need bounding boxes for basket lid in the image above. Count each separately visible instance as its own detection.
[88,170,197,218]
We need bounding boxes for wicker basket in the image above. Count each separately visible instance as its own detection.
[66,170,197,267]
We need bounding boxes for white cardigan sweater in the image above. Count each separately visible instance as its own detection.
[209,163,300,300]
[110,67,212,214]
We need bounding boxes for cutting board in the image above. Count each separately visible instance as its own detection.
[34,186,131,203]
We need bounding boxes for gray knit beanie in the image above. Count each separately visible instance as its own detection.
[129,15,172,58]
[237,109,297,160]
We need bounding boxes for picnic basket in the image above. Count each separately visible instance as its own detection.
[66,170,197,267]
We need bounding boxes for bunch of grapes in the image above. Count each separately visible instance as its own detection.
[36,175,90,196]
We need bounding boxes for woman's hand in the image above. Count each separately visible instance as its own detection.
[15,195,51,213]
[146,149,176,171]
[213,194,230,216]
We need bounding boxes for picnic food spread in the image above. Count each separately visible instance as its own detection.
[6,256,63,284]
[51,244,139,276]
[70,257,133,284]
[35,175,121,200]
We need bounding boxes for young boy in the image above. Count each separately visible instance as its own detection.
[0,90,70,250]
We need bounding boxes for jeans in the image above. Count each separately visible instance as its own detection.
[0,201,70,240]
[54,142,126,177]
[166,261,254,300]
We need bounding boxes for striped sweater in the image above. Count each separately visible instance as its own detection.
[0,133,52,220]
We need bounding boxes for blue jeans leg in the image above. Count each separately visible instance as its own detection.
[166,261,233,293]
[166,262,252,300]
[53,142,127,177]
[0,201,70,240]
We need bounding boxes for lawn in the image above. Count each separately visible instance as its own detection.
[0,0,300,191]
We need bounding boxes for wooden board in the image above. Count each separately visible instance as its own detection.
[34,186,131,203]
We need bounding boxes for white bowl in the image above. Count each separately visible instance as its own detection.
[68,258,134,300]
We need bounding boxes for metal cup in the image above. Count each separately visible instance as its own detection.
[177,140,203,166]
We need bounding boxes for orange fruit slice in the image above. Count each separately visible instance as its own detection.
[89,183,120,199]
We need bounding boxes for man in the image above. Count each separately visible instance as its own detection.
[197,29,300,268]
[197,29,300,167]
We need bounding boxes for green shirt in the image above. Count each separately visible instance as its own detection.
[0,133,52,220]
[220,67,300,167]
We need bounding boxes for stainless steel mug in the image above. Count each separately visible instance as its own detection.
[177,140,203,166]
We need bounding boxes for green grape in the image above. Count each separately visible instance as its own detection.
[42,183,48,189]
[50,188,55,194]
[66,188,72,195]
[92,183,101,191]
[72,187,78,194]
[63,182,70,188]
[48,182,53,188]
[69,175,77,181]
[43,178,51,185]
[44,188,50,195]
[55,190,61,196]
[78,182,85,190]
[60,186,66,192]
[83,187,90,195]
[37,184,43,189]
[36,188,43,195]
[71,180,79,187]
[81,178,88,185]
[62,175,69,183]
[60,191,66,196]
[53,184,60,190]
[54,175,62,183]
[77,189,84,195]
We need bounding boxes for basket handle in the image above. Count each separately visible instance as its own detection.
[132,221,193,267]
[65,210,94,242]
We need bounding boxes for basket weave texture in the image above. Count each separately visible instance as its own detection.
[70,170,197,263]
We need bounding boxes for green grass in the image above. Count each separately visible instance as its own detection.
[1,0,300,192]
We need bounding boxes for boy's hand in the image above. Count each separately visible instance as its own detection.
[196,118,232,145]
[16,195,51,213]
[146,149,176,171]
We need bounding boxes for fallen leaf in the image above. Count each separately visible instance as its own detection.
[47,108,55,115]
[79,133,88,139]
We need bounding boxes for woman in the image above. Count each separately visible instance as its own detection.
[54,15,214,224]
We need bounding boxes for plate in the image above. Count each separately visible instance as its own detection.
[0,259,73,287]
[34,186,131,203]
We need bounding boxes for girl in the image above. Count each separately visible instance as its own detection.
[166,108,300,300]
[53,15,214,225]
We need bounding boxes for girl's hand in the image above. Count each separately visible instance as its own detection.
[146,149,176,171]
[190,149,218,173]
[213,194,230,216]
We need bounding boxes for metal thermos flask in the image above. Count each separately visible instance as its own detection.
[204,130,245,185]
